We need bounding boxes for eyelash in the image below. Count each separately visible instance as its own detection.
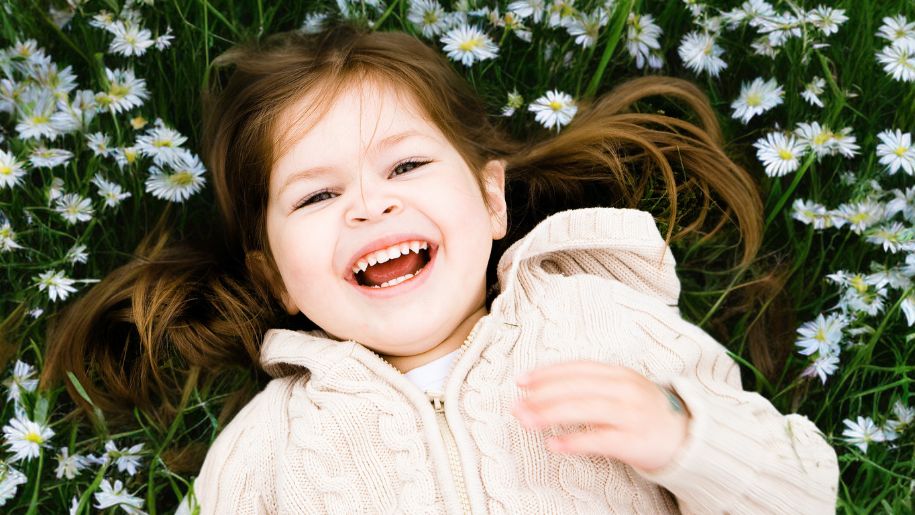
[293,159,430,210]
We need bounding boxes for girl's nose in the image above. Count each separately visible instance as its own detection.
[345,191,402,225]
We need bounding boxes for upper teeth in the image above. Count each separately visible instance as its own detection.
[352,240,429,275]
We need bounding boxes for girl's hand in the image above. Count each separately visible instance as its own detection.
[511,360,691,473]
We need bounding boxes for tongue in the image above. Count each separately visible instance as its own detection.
[362,252,425,286]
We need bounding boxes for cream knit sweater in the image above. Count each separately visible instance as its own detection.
[181,208,839,514]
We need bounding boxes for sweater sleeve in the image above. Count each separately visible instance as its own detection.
[627,304,840,514]
[178,378,292,515]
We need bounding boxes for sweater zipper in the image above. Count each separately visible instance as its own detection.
[428,391,472,514]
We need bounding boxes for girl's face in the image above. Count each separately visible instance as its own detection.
[263,80,506,360]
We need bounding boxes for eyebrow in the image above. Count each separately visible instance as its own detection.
[279,129,426,194]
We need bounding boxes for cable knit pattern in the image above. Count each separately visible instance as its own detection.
[181,207,839,515]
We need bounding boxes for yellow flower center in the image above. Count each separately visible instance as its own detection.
[850,275,867,294]
[0,165,11,176]
[778,148,794,160]
[745,93,762,107]
[548,100,563,111]
[109,84,129,98]
[153,139,173,148]
[24,431,44,444]
[422,11,438,24]
[814,328,826,342]
[813,132,831,146]
[169,171,195,186]
[458,37,482,52]
[895,146,908,157]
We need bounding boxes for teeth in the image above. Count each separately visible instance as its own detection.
[368,265,426,288]
[352,240,432,275]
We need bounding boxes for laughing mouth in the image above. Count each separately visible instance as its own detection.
[349,241,434,289]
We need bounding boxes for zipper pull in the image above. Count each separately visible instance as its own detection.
[427,391,444,413]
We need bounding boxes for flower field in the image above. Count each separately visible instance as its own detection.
[0,0,913,512]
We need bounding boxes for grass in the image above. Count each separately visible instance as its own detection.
[0,0,913,512]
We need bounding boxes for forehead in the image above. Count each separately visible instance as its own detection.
[273,78,442,162]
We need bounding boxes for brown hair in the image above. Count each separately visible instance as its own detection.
[41,23,789,429]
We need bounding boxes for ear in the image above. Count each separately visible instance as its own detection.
[245,250,299,315]
[482,159,508,240]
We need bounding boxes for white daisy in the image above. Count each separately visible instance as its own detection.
[0,149,26,189]
[876,15,915,51]
[136,123,188,166]
[47,176,66,204]
[566,8,608,49]
[731,77,783,124]
[34,269,77,301]
[876,44,915,82]
[887,186,915,221]
[95,68,149,114]
[154,27,175,51]
[794,122,859,159]
[2,414,54,462]
[836,201,884,234]
[888,400,915,433]
[876,129,915,175]
[756,12,803,46]
[89,10,116,30]
[408,0,448,38]
[841,416,885,453]
[0,462,27,507]
[791,198,839,230]
[0,221,24,252]
[753,132,806,177]
[114,146,141,170]
[528,89,577,131]
[86,132,112,157]
[801,76,825,108]
[14,87,60,141]
[626,13,663,68]
[108,21,155,57]
[299,12,328,34]
[104,440,144,476]
[750,35,779,58]
[145,150,207,202]
[29,146,73,168]
[865,222,911,253]
[53,89,97,132]
[678,31,727,77]
[94,479,145,514]
[66,243,89,264]
[806,6,847,36]
[507,0,547,25]
[92,174,132,208]
[54,193,94,224]
[501,89,524,116]
[32,62,78,99]
[2,361,38,404]
[546,0,578,29]
[55,447,89,480]
[801,351,840,385]
[440,25,499,67]
[795,312,845,356]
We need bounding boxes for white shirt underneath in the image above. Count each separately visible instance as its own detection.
[402,348,461,393]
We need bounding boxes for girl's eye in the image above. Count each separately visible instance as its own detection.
[293,159,430,210]
[391,159,429,177]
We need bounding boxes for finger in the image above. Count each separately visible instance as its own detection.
[547,428,630,457]
[513,396,634,429]
[517,360,634,386]
[516,375,636,410]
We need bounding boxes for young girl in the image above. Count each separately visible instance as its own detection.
[44,22,839,514]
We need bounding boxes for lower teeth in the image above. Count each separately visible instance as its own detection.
[369,265,426,288]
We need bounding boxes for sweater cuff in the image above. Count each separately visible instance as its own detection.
[632,376,764,510]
